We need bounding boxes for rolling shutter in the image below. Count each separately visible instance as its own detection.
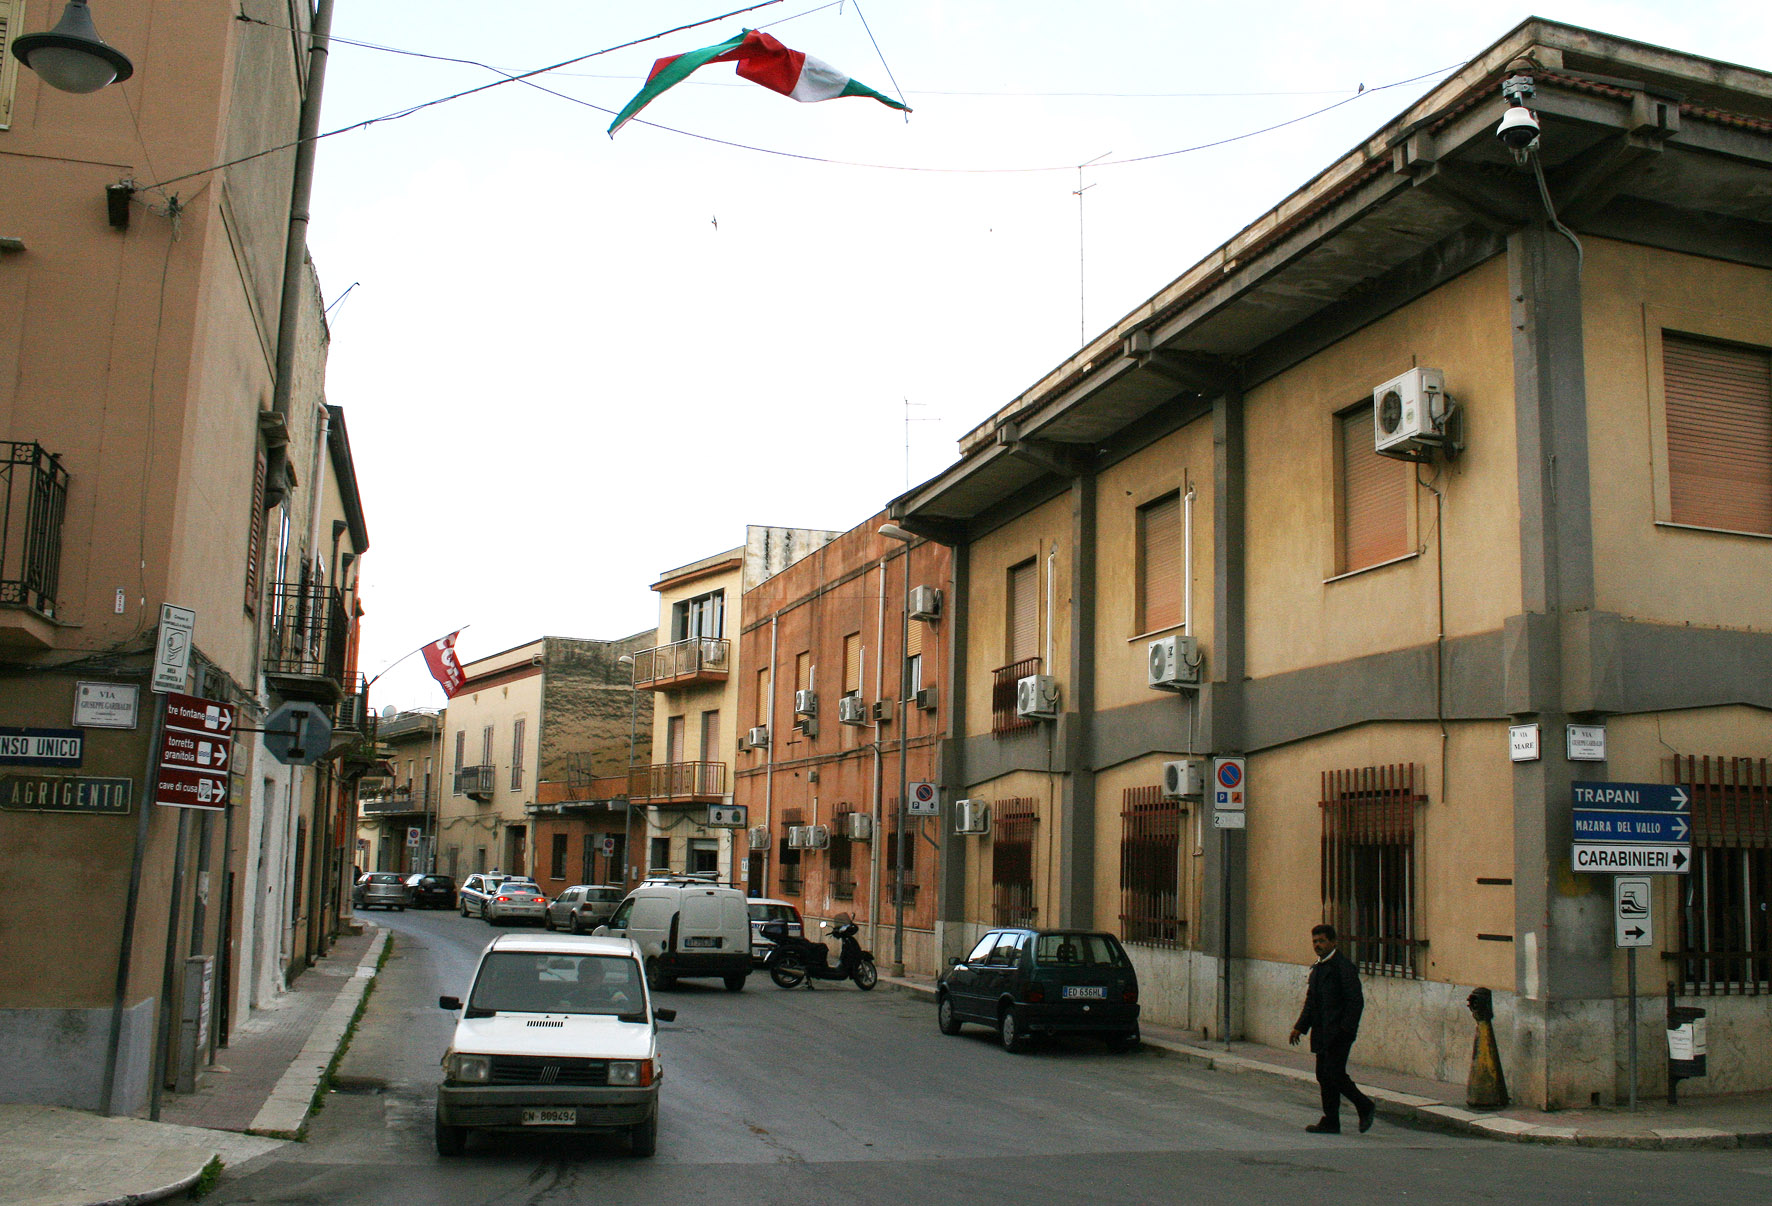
[1340,407,1410,572]
[1008,559,1037,662]
[1665,333,1772,535]
[1138,492,1181,631]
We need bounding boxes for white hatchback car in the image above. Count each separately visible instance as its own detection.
[436,934,676,1156]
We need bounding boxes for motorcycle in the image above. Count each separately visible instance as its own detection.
[762,917,878,990]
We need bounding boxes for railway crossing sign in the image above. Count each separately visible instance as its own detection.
[1614,877,1653,948]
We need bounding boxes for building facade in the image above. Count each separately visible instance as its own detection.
[892,20,1772,1107]
[356,709,443,876]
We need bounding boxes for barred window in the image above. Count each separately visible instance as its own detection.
[992,799,1039,927]
[1673,756,1770,995]
[1120,786,1185,948]
[1320,764,1426,977]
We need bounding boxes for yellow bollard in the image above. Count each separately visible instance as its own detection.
[1466,987,1510,1110]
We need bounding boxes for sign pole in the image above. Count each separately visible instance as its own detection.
[100,691,166,1115]
[1628,945,1639,1112]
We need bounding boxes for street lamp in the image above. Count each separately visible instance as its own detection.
[878,523,915,977]
[617,653,639,890]
[11,1,134,93]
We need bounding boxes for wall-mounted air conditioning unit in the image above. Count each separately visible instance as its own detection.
[837,695,867,725]
[954,799,991,835]
[909,585,942,621]
[1373,367,1448,456]
[787,825,810,849]
[915,686,939,711]
[794,689,818,717]
[748,826,772,850]
[845,813,873,841]
[872,698,894,723]
[1148,635,1202,690]
[747,725,769,749]
[804,823,830,850]
[1162,759,1207,800]
[1016,674,1059,721]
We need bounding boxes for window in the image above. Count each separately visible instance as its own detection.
[481,725,493,767]
[673,589,725,641]
[649,836,670,875]
[0,0,22,130]
[1674,755,1770,994]
[511,719,526,789]
[756,667,771,723]
[1137,492,1182,633]
[666,715,685,765]
[550,833,567,880]
[830,816,854,899]
[688,838,718,876]
[1007,559,1038,663]
[778,834,802,894]
[843,632,862,697]
[245,451,267,615]
[582,841,595,885]
[1320,764,1425,977]
[906,613,924,695]
[424,757,432,804]
[699,710,720,762]
[991,799,1038,926]
[1337,404,1411,574]
[795,651,812,693]
[1662,334,1772,535]
[965,932,1002,963]
[453,731,464,773]
[884,828,917,906]
[1120,786,1185,947]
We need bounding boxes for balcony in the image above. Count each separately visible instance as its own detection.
[630,637,730,691]
[361,784,434,816]
[0,442,68,649]
[628,761,727,804]
[991,656,1041,736]
[455,765,495,800]
[263,580,350,703]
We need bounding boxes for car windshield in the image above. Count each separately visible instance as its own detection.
[468,952,644,1016]
[586,888,624,903]
[368,875,403,885]
[1032,933,1128,967]
[749,904,798,923]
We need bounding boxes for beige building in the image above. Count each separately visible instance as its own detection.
[356,709,443,876]
[1,1,366,1113]
[892,20,1772,1108]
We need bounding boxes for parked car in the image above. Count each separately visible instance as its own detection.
[596,876,750,991]
[485,883,548,926]
[936,928,1140,1053]
[352,872,408,911]
[459,873,512,919]
[435,932,676,1156]
[545,885,627,934]
[404,873,457,909]
[745,898,804,966]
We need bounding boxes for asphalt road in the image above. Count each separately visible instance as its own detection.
[209,909,1772,1204]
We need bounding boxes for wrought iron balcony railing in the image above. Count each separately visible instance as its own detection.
[630,637,731,690]
[455,765,495,799]
[263,579,350,700]
[0,442,69,621]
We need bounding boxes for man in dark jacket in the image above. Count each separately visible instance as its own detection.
[1288,923,1375,1134]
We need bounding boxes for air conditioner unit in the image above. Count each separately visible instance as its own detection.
[787,825,810,849]
[837,695,867,725]
[805,824,830,850]
[871,698,894,723]
[1148,635,1202,690]
[1016,674,1059,721]
[748,826,772,850]
[909,585,942,621]
[954,799,991,835]
[335,695,365,731]
[915,685,939,711]
[794,689,818,717]
[1373,367,1448,455]
[1162,759,1207,800]
[845,813,873,841]
[747,725,769,749]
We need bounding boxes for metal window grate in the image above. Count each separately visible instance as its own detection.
[992,799,1039,926]
[1320,763,1426,978]
[0,442,69,618]
[1120,786,1186,948]
[1669,755,1771,995]
[991,658,1041,736]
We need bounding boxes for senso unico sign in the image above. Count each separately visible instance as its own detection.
[0,727,84,767]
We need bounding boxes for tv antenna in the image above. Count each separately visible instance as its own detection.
[1074,151,1111,344]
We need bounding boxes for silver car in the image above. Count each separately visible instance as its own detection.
[545,885,627,934]
[354,872,408,911]
[484,883,547,926]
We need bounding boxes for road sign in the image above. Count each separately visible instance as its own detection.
[1572,782,1689,812]
[158,727,232,773]
[1509,723,1540,762]
[1573,810,1690,843]
[907,781,939,815]
[1212,757,1245,810]
[74,681,139,729]
[1572,845,1689,873]
[1572,781,1690,874]
[707,804,747,828]
[0,727,83,767]
[407,827,422,847]
[156,768,230,809]
[1,774,131,814]
[152,604,196,693]
[156,692,235,812]
[263,701,331,767]
[1614,877,1653,948]
[1566,724,1607,761]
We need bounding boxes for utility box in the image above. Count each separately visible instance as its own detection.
[176,955,215,1093]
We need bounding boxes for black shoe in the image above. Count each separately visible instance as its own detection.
[1304,1122,1341,1134]
[1358,1105,1375,1133]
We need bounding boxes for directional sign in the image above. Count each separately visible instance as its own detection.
[156,692,235,811]
[1573,810,1690,843]
[0,727,83,767]
[1572,782,1689,812]
[1572,844,1689,873]
[156,768,230,810]
[1572,782,1690,874]
[158,728,232,773]
[1614,877,1653,948]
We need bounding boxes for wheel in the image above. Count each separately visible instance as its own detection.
[851,959,878,991]
[724,974,747,992]
[434,1109,466,1157]
[1105,1029,1141,1053]
[1000,1005,1031,1054]
[628,1110,657,1158]
[938,994,964,1036]
[769,955,807,989]
[569,912,584,935]
[397,905,406,912]
[645,956,668,991]
[460,900,469,917]
[542,911,554,931]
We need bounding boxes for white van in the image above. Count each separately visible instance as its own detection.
[598,877,750,991]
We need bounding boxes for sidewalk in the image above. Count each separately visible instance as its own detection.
[882,972,1772,1150]
[0,925,386,1206]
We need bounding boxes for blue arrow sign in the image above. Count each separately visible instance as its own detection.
[1571,782,1689,813]
[1572,810,1691,843]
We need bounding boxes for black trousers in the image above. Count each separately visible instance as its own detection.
[1315,1038,1373,1125]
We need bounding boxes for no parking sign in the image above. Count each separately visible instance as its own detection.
[907,781,939,815]
[1212,757,1245,810]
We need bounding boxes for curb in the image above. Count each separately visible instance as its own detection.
[247,929,388,1137]
[86,1167,207,1206]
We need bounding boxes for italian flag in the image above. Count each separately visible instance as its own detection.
[608,29,910,136]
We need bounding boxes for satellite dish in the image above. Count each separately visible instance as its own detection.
[381,705,398,719]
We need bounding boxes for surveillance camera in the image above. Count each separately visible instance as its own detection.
[1497,106,1540,152]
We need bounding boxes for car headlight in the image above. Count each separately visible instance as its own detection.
[445,1053,491,1084]
[607,1059,656,1087]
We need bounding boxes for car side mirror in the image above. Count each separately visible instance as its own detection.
[654,1007,677,1023]
[439,996,461,1010]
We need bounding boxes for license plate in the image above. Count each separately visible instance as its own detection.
[522,1108,577,1126]
[682,936,718,949]
[1062,985,1106,999]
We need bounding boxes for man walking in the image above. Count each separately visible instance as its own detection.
[1288,923,1376,1134]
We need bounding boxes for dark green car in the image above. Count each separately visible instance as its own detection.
[937,928,1140,1053]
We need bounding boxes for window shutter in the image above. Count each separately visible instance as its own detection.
[1008,560,1038,663]
[245,451,267,614]
[1665,333,1772,534]
[1138,492,1182,631]
[905,613,923,658]
[0,1,19,130]
[795,651,811,692]
[1340,407,1410,572]
[843,633,861,694]
[700,710,719,761]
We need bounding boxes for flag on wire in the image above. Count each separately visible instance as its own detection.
[422,631,467,699]
[608,28,910,137]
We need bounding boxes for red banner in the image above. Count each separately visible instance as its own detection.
[421,631,466,698]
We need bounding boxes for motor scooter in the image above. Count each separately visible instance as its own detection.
[762,917,878,990]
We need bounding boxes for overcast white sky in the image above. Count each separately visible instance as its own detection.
[304,1,1771,712]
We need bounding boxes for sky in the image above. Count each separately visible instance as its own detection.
[302,1,1772,712]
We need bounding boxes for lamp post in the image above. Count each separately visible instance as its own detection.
[11,1,133,93]
[877,523,915,977]
[617,653,639,890]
